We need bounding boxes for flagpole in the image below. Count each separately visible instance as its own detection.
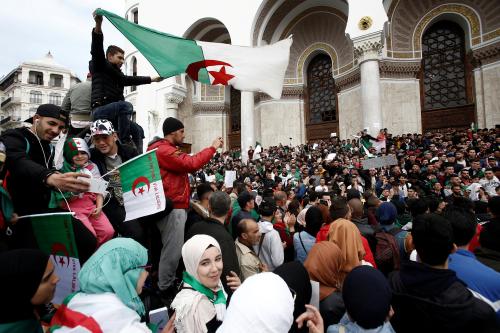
[17,212,75,220]
[99,148,158,179]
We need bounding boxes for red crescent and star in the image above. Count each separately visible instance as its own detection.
[132,176,151,196]
[186,59,235,85]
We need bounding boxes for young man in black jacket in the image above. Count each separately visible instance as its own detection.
[1,104,96,261]
[89,119,146,246]
[389,213,498,333]
[90,11,163,146]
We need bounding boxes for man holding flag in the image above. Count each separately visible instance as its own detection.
[148,117,222,305]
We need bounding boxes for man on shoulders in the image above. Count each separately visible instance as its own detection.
[90,11,162,145]
[148,117,222,305]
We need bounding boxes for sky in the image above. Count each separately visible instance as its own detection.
[0,0,126,80]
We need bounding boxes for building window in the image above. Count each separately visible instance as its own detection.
[230,87,241,132]
[131,57,137,92]
[49,74,63,87]
[49,93,62,105]
[307,54,337,123]
[29,107,38,116]
[422,21,467,110]
[28,71,44,85]
[132,9,138,24]
[30,91,42,104]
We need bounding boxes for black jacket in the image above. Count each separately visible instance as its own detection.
[90,142,138,179]
[389,261,497,333]
[1,128,54,215]
[185,217,241,295]
[90,30,151,108]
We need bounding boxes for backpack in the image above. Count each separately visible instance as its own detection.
[374,227,401,275]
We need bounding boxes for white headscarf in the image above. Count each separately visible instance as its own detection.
[172,235,226,333]
[182,234,221,280]
[216,272,294,333]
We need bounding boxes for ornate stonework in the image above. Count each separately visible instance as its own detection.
[353,32,383,63]
[335,68,361,92]
[192,102,229,114]
[296,42,338,83]
[255,85,305,103]
[412,4,480,52]
[379,60,421,79]
[471,41,500,67]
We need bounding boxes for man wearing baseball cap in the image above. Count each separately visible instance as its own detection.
[1,104,96,261]
[148,117,223,305]
[88,119,146,245]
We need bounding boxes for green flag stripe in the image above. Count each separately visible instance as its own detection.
[31,214,78,258]
[119,150,161,193]
[96,9,210,83]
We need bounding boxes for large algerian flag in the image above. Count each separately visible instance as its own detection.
[118,149,165,221]
[96,8,292,99]
[28,212,80,304]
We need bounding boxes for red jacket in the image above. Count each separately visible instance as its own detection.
[148,139,215,209]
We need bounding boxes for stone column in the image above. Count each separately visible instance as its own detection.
[240,91,255,163]
[158,84,187,135]
[354,32,383,136]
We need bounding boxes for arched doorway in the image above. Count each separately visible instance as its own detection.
[305,53,339,141]
[420,20,475,130]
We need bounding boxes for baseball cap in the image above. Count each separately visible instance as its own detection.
[26,104,69,125]
[90,119,115,137]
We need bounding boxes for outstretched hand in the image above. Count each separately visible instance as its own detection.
[93,10,103,33]
[46,172,90,193]
[296,305,324,333]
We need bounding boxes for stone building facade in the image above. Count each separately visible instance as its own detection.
[120,0,500,160]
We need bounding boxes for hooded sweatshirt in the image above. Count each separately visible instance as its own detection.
[254,220,284,271]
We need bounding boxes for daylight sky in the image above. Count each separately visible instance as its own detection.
[0,0,126,80]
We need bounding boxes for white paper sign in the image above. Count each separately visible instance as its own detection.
[224,170,237,188]
[206,175,216,183]
[326,153,336,161]
[149,307,169,331]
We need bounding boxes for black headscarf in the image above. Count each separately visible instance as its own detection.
[274,261,312,333]
[304,206,323,238]
[0,249,49,323]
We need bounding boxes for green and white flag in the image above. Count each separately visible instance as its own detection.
[119,149,165,221]
[96,8,292,99]
[28,212,80,304]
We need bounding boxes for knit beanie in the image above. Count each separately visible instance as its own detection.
[342,266,392,329]
[376,202,397,225]
[162,117,184,136]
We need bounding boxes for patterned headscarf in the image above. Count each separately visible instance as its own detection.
[78,238,148,316]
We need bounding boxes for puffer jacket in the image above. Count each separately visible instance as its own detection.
[90,29,151,108]
[148,139,215,209]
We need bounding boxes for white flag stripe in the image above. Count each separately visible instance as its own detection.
[123,180,165,221]
[198,38,292,99]
[51,256,80,304]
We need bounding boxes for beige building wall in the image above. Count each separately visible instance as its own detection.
[475,61,500,129]
[380,79,422,135]
[257,99,304,147]
[338,86,362,139]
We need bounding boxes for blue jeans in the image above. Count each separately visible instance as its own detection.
[92,101,133,142]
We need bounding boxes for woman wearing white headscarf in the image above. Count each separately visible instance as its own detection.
[217,272,294,333]
[171,235,228,333]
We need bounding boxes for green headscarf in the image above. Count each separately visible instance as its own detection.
[78,238,148,316]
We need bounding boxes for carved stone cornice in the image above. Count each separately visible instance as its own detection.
[255,85,305,103]
[192,102,229,114]
[353,31,384,63]
[164,83,188,107]
[335,68,361,92]
[379,60,421,79]
[471,42,500,67]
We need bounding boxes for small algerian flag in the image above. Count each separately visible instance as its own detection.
[96,8,292,99]
[119,149,165,221]
[28,212,80,304]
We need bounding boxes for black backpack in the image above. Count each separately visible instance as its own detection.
[374,227,402,275]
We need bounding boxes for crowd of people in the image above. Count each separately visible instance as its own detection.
[0,9,499,333]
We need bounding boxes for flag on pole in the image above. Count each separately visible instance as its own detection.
[29,212,80,304]
[96,8,292,99]
[118,149,165,221]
